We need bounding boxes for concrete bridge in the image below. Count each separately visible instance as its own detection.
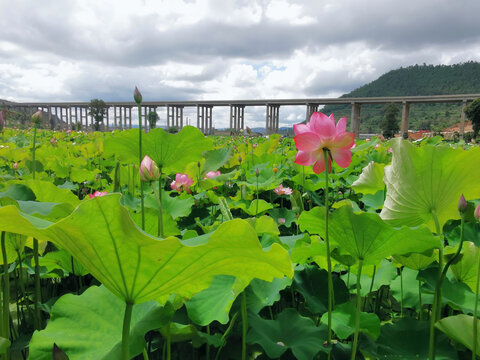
[1,94,479,137]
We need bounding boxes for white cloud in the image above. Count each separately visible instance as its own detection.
[1,0,480,128]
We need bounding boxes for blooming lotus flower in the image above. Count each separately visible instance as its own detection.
[278,218,286,225]
[205,171,221,178]
[139,155,160,182]
[294,112,355,174]
[274,184,292,196]
[171,173,194,193]
[88,191,107,199]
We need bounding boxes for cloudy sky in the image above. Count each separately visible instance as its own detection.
[1,0,480,128]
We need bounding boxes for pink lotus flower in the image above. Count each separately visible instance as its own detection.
[205,171,221,179]
[278,218,286,225]
[171,173,194,193]
[387,147,393,153]
[274,184,292,196]
[88,191,107,199]
[293,112,355,174]
[139,155,160,182]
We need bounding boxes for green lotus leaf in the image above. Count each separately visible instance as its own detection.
[144,191,194,220]
[185,275,246,325]
[10,180,81,208]
[28,285,173,360]
[450,241,480,292]
[363,318,457,359]
[70,167,100,183]
[435,314,480,355]
[246,277,292,314]
[0,336,10,355]
[351,161,386,195]
[299,205,440,265]
[380,139,480,232]
[104,126,213,174]
[389,267,433,310]
[39,249,89,277]
[392,252,436,271]
[245,215,279,235]
[202,146,233,173]
[343,258,398,296]
[0,195,293,304]
[320,302,380,340]
[293,265,349,314]
[269,208,297,228]
[247,308,328,360]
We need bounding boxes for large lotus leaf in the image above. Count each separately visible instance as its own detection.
[10,180,81,208]
[419,267,480,315]
[351,161,386,195]
[104,126,213,173]
[299,206,441,265]
[144,191,194,220]
[389,267,434,309]
[451,241,480,292]
[363,318,457,359]
[247,308,328,360]
[343,258,398,296]
[293,265,349,314]
[185,275,247,325]
[130,207,181,238]
[202,147,233,173]
[28,285,173,360]
[0,183,36,200]
[39,249,89,277]
[246,277,292,314]
[0,195,293,304]
[70,167,100,183]
[392,252,436,270]
[380,139,480,232]
[435,314,480,355]
[245,216,279,235]
[0,232,26,265]
[0,336,10,355]
[320,302,380,340]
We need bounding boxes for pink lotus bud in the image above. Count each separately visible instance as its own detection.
[253,143,257,149]
[88,191,107,199]
[134,86,142,104]
[12,162,18,170]
[238,155,242,163]
[255,168,259,177]
[50,137,57,145]
[139,155,160,182]
[387,147,393,153]
[475,204,480,221]
[32,110,43,126]
[278,218,286,225]
[458,194,468,214]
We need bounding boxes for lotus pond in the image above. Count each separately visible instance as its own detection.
[0,114,479,360]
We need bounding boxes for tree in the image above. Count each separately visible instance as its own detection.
[88,99,107,131]
[380,103,400,138]
[147,111,159,129]
[464,97,480,138]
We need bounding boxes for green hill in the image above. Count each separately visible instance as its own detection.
[322,62,480,133]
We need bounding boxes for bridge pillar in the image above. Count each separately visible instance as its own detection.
[401,101,410,139]
[266,104,280,134]
[167,105,184,130]
[306,103,319,121]
[229,105,244,134]
[350,103,361,137]
[460,100,467,137]
[197,105,213,134]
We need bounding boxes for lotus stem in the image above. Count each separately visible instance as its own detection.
[351,258,364,360]
[214,312,238,360]
[400,267,404,318]
[33,238,42,330]
[32,123,38,179]
[1,232,10,356]
[241,291,248,360]
[152,176,164,238]
[166,321,171,360]
[323,148,334,347]
[472,242,480,360]
[122,302,134,360]
[418,280,423,321]
[137,104,145,230]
